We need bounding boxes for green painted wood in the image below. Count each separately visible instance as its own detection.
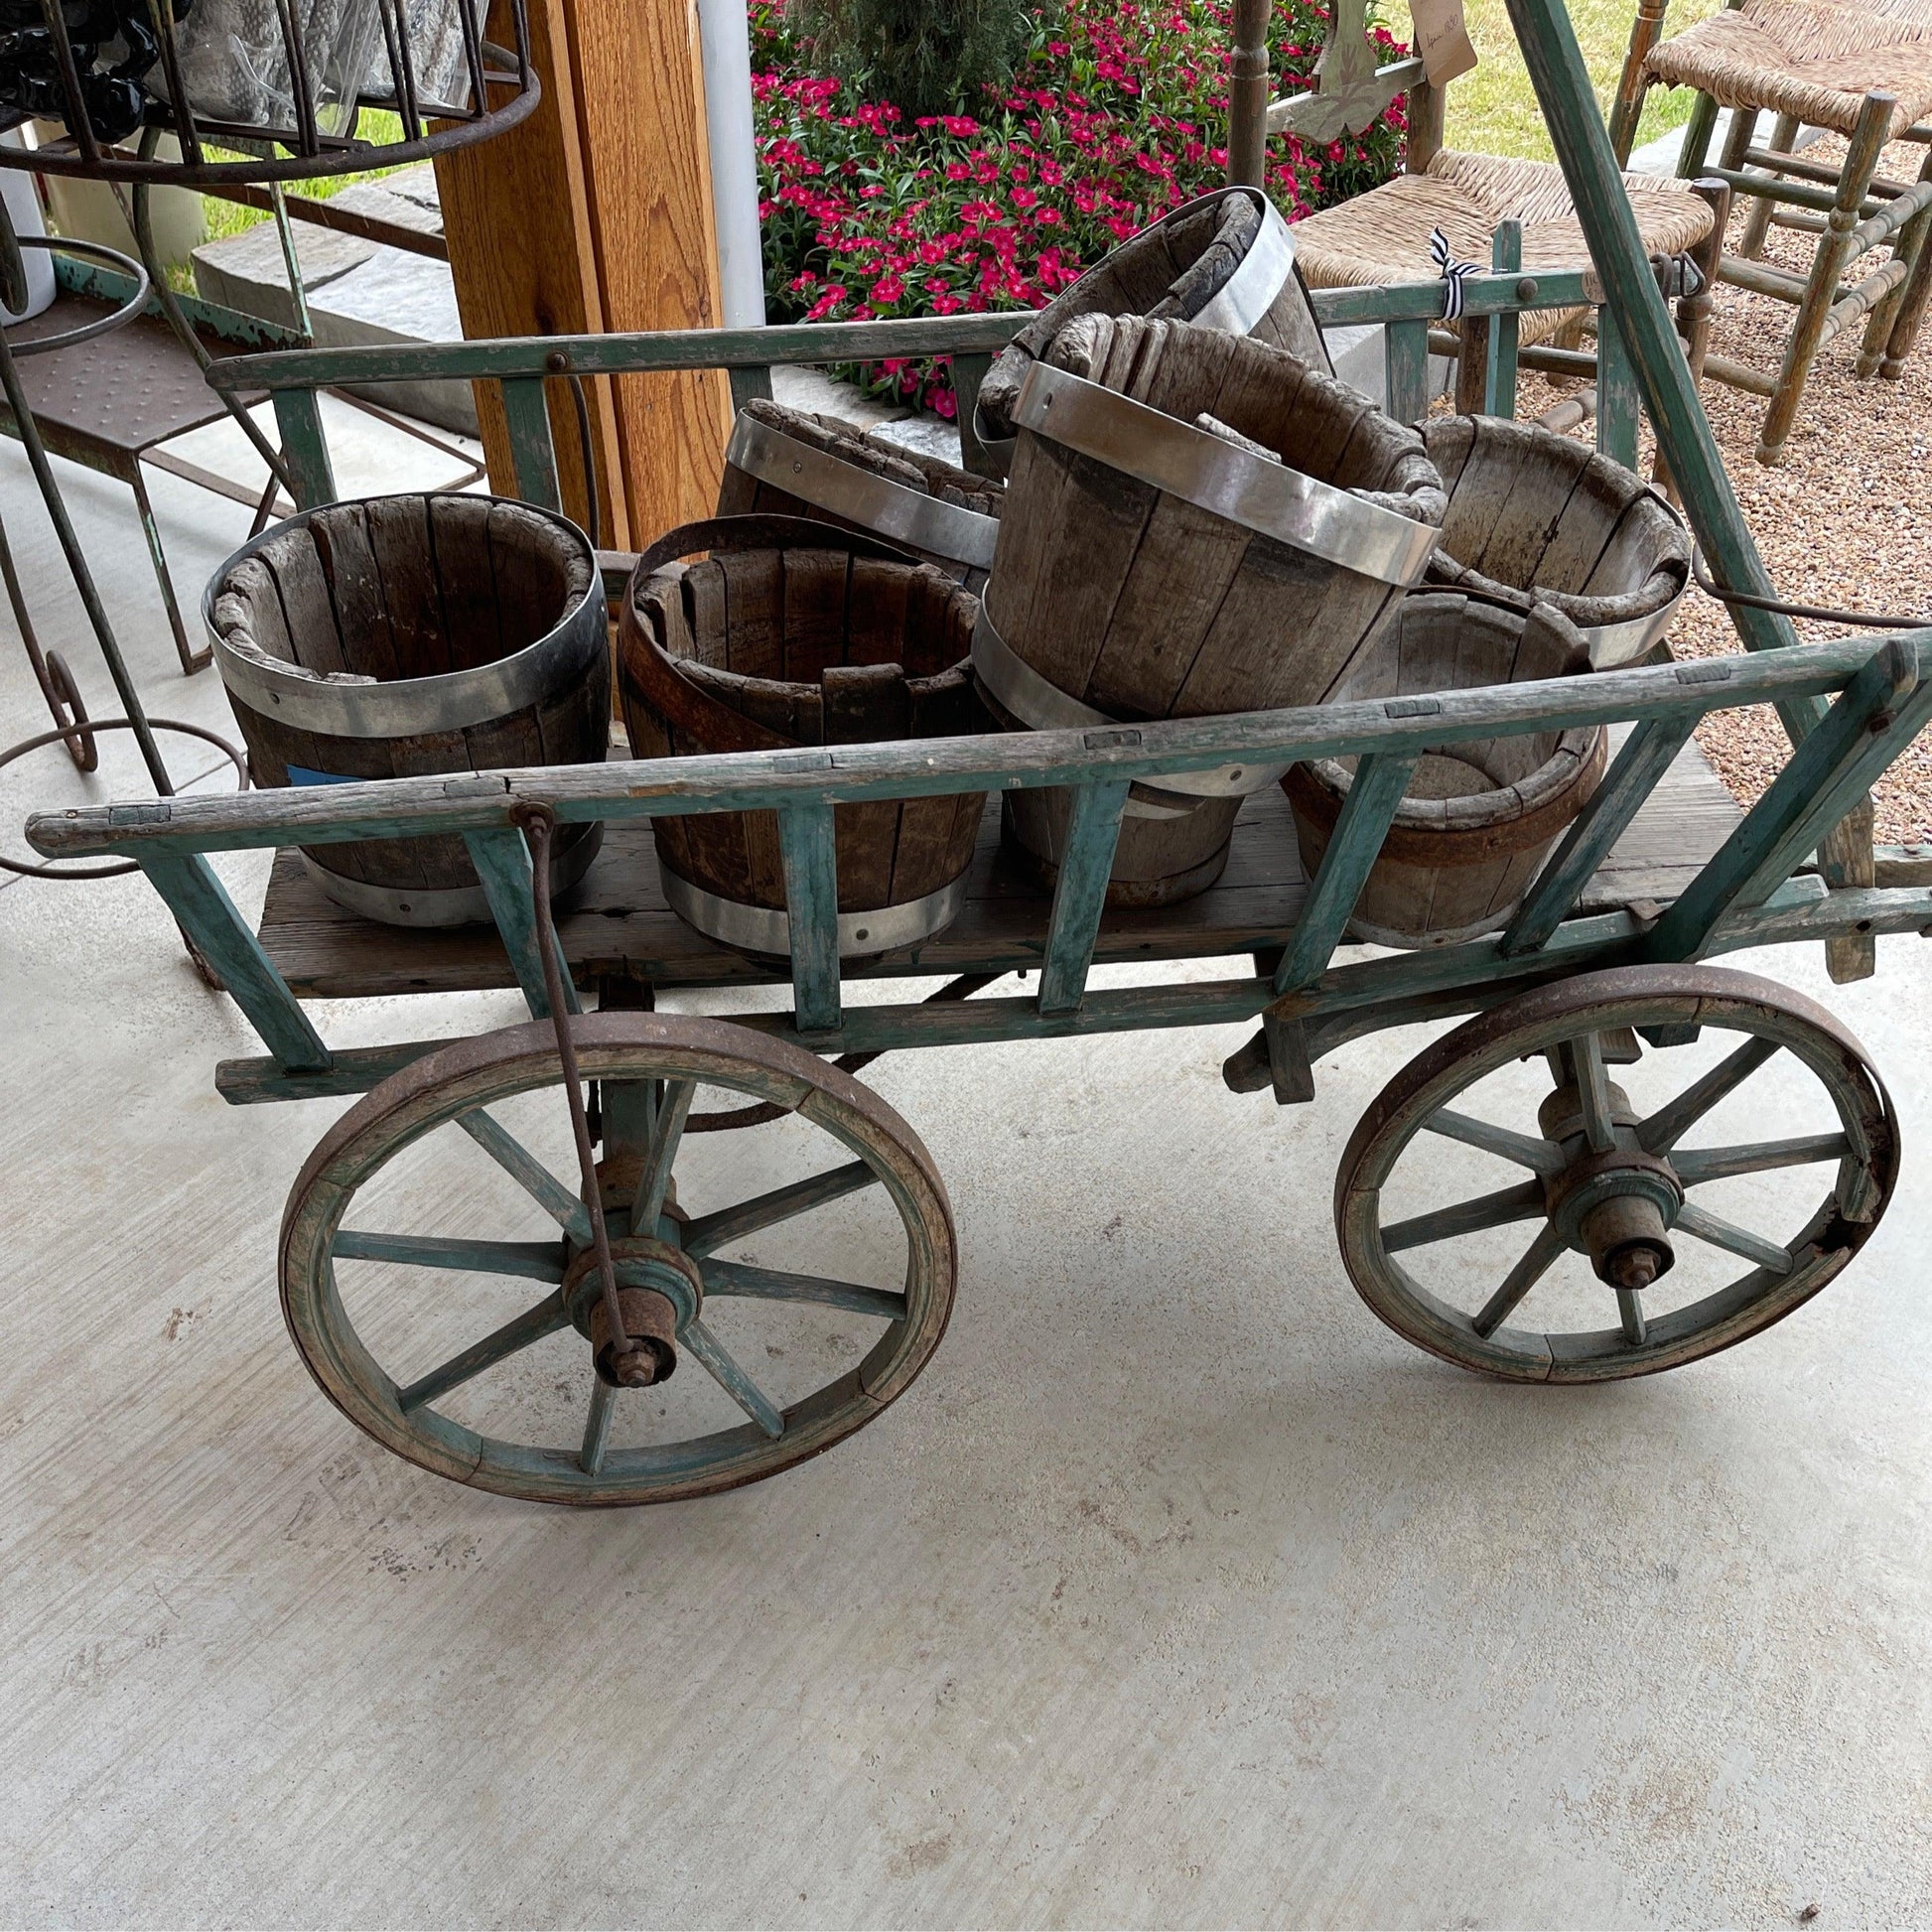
[462,828,581,1020]
[455,1108,593,1243]
[1385,318,1431,424]
[777,804,842,1035]
[1594,305,1640,469]
[680,1317,784,1437]
[728,365,775,411]
[1673,1200,1792,1274]
[139,855,332,1071]
[1037,777,1131,1017]
[1381,1179,1546,1252]
[630,1077,694,1233]
[1485,221,1523,417]
[208,876,1932,1107]
[1470,1221,1567,1335]
[1424,1107,1565,1173]
[270,387,337,509]
[1500,0,1804,678]
[1572,1031,1617,1152]
[498,377,562,512]
[395,1289,570,1412]
[952,349,995,475]
[1273,753,1417,994]
[683,1158,879,1258]
[1646,640,1932,958]
[332,1230,565,1281]
[1636,1035,1780,1153]
[580,1379,617,1475]
[1670,1133,1850,1183]
[1501,716,1698,955]
[699,1257,906,1320]
[1673,89,1723,183]
[48,638,1907,864]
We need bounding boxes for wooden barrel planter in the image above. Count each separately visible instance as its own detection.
[1421,416,1692,668]
[975,314,1444,905]
[207,494,607,927]
[1284,593,1607,948]
[617,516,993,958]
[973,186,1333,475]
[718,399,1003,589]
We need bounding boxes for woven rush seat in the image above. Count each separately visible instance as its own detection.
[1642,0,1932,140]
[1292,151,1717,349]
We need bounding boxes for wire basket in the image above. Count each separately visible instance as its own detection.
[0,0,536,184]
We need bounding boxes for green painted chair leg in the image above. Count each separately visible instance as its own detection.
[1873,147,1932,377]
[1755,90,1894,465]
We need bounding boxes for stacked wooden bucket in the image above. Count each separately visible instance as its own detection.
[207,179,1693,958]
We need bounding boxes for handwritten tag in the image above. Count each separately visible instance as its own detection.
[1411,0,1478,85]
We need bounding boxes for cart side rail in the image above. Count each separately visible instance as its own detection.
[30,632,1932,1079]
[198,265,1624,509]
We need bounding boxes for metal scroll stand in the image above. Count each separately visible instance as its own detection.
[0,195,180,797]
[1230,0,1879,981]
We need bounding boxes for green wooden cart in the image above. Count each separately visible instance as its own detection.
[26,0,1932,1505]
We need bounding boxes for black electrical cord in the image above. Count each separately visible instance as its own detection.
[1691,544,1930,630]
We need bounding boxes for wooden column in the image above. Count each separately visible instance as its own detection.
[436,0,733,549]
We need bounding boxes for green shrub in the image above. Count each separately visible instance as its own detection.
[800,0,1045,120]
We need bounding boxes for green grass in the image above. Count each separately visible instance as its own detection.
[197,108,414,248]
[1445,0,1725,160]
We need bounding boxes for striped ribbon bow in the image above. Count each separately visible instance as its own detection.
[1430,227,1482,321]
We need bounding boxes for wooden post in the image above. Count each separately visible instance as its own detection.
[1227,0,1271,189]
[436,0,733,549]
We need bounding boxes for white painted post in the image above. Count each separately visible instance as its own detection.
[696,0,767,330]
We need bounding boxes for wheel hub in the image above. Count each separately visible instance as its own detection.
[564,1238,704,1388]
[1539,1078,1684,1291]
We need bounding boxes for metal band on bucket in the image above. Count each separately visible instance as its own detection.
[1192,193,1299,334]
[1014,363,1440,589]
[658,864,968,958]
[970,603,1290,803]
[726,413,1000,569]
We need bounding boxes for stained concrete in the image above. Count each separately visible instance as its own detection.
[4,423,1932,1930]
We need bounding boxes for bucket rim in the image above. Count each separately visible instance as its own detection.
[204,491,602,741]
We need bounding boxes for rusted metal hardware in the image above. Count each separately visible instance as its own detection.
[511,801,658,1390]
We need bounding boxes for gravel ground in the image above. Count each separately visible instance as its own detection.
[1515,138,1932,844]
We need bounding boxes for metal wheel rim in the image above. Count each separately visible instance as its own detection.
[1334,965,1897,1382]
[280,1013,956,1506]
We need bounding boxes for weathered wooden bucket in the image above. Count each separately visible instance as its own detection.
[207,493,607,928]
[718,399,1003,589]
[1284,593,1606,948]
[973,186,1333,475]
[617,516,992,958]
[982,683,1245,907]
[1421,416,1691,668]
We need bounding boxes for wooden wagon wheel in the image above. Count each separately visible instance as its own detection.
[280,1013,956,1505]
[1334,965,1897,1381]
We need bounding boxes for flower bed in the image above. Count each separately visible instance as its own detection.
[754,0,1408,415]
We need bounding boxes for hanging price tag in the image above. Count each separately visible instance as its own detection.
[1410,0,1478,85]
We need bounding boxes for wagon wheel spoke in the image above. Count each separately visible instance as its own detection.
[629,1078,695,1233]
[1637,1036,1781,1155]
[680,1317,784,1438]
[457,1108,591,1241]
[1470,1222,1568,1338]
[1669,1133,1850,1185]
[1568,1032,1617,1153]
[1615,1287,1647,1345]
[1423,1107,1564,1175]
[580,1378,618,1475]
[1672,1201,1793,1276]
[396,1289,570,1413]
[698,1257,906,1320]
[1381,1180,1547,1254]
[683,1159,880,1258]
[332,1231,564,1283]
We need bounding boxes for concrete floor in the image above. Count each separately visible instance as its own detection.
[5,419,1932,1929]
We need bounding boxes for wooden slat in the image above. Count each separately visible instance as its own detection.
[1036,778,1130,1016]
[1272,754,1417,994]
[1385,319,1431,424]
[1484,221,1522,418]
[777,804,841,1034]
[271,388,337,509]
[141,855,332,1071]
[499,376,562,511]
[461,827,581,1018]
